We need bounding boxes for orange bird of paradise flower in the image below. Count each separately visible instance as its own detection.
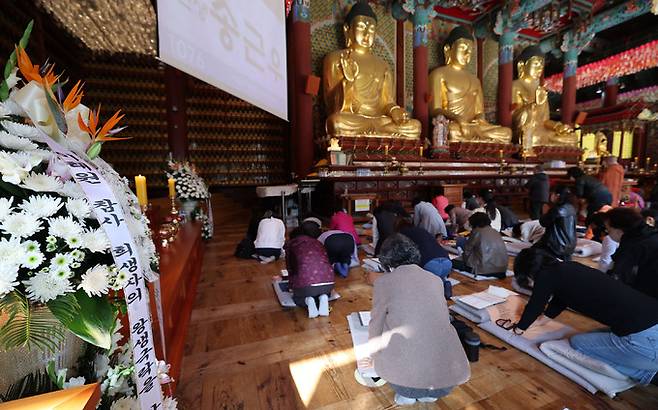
[62,80,84,112]
[15,46,58,85]
[77,105,130,144]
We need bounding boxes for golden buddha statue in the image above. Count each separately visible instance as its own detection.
[429,26,511,144]
[512,46,578,152]
[323,1,420,139]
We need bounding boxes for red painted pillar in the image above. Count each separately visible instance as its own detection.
[164,65,189,160]
[289,0,313,178]
[476,37,484,85]
[497,33,514,127]
[603,77,619,107]
[561,48,578,125]
[412,18,430,141]
[396,19,405,108]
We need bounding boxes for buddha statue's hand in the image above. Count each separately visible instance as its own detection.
[554,122,573,134]
[390,106,410,124]
[535,87,548,105]
[340,51,359,82]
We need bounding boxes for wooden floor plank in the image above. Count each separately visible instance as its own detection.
[177,208,658,409]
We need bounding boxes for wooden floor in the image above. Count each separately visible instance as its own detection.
[177,201,658,409]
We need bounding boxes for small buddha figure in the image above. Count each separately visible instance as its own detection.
[512,46,578,152]
[429,26,511,144]
[323,1,421,139]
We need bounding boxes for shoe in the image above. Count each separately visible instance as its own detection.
[318,294,329,316]
[305,297,319,318]
[417,397,438,403]
[259,256,276,264]
[394,394,416,405]
[334,262,349,278]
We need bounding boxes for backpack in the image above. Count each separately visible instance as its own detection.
[234,237,256,259]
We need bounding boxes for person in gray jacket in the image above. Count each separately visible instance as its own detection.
[452,212,508,278]
[369,234,470,406]
[412,196,447,238]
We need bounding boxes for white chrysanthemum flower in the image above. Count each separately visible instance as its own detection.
[82,228,111,253]
[70,249,85,261]
[0,237,23,264]
[21,172,64,192]
[23,272,74,302]
[23,240,40,253]
[109,396,137,410]
[30,148,53,162]
[20,195,63,219]
[0,262,19,297]
[1,120,40,139]
[79,264,110,297]
[0,213,43,238]
[0,196,13,221]
[48,216,82,238]
[22,251,44,270]
[2,97,26,117]
[10,151,42,170]
[0,151,30,184]
[66,198,91,220]
[0,130,38,151]
[94,353,110,379]
[65,235,83,249]
[63,376,86,390]
[58,180,85,199]
[50,253,74,271]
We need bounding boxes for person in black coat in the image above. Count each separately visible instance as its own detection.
[567,167,612,217]
[511,247,658,386]
[497,204,519,230]
[525,165,549,220]
[533,185,577,260]
[374,201,407,256]
[604,207,658,299]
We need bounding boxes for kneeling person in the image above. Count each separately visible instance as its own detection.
[452,212,508,279]
[285,228,335,318]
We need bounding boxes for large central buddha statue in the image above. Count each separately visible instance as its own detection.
[323,1,421,139]
[429,27,511,144]
[512,46,578,152]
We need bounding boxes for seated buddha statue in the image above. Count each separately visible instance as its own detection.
[512,46,578,152]
[429,26,511,144]
[323,1,421,139]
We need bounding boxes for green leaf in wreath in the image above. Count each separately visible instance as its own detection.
[1,20,33,102]
[0,291,65,353]
[48,290,115,350]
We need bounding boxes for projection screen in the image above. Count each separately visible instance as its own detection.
[157,0,288,120]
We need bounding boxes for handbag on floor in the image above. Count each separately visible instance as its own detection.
[235,237,256,259]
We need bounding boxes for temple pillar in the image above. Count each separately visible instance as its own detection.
[396,19,405,108]
[412,12,431,141]
[476,36,485,85]
[603,77,619,107]
[497,32,514,127]
[289,0,313,178]
[164,65,189,160]
[561,48,578,125]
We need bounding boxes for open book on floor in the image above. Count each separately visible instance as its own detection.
[347,312,378,378]
[450,286,519,323]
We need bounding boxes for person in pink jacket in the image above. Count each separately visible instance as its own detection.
[431,186,450,221]
[330,207,361,245]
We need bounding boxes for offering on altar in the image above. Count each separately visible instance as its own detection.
[512,46,578,153]
[429,26,512,144]
[322,1,420,139]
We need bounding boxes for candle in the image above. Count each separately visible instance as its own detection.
[647,157,652,166]
[499,149,504,160]
[419,146,424,157]
[384,144,389,156]
[135,175,148,207]
[168,177,176,199]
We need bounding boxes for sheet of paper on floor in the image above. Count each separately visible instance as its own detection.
[347,313,377,378]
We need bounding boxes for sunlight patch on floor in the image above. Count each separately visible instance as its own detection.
[289,347,355,407]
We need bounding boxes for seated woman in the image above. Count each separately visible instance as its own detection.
[413,195,447,239]
[445,204,473,233]
[533,186,577,261]
[368,234,470,405]
[497,204,520,230]
[373,200,407,256]
[512,247,658,387]
[473,189,502,232]
[329,206,361,245]
[604,207,658,299]
[431,185,450,221]
[253,212,286,264]
[285,228,335,318]
[318,229,358,278]
[511,220,545,243]
[397,218,453,298]
[452,212,508,279]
